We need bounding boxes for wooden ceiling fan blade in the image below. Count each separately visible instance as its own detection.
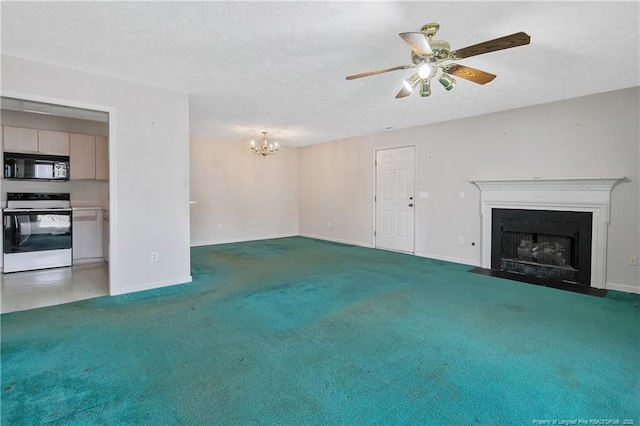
[399,32,433,56]
[445,64,497,85]
[452,32,530,59]
[346,64,413,80]
[395,85,412,99]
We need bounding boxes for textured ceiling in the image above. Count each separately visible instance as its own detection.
[1,1,638,146]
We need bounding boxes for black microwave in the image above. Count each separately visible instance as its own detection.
[3,152,70,181]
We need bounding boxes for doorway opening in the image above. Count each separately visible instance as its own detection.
[1,94,113,313]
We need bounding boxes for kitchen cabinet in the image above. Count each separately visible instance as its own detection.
[37,130,70,155]
[3,126,38,153]
[72,209,102,262]
[3,127,108,181]
[95,136,109,181]
[102,209,109,262]
[70,133,96,180]
[70,133,109,181]
[2,126,70,155]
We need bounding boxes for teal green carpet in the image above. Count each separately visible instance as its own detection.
[2,237,639,424]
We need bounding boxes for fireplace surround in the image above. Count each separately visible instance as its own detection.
[471,177,623,290]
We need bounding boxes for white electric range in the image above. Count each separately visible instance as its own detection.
[3,193,72,273]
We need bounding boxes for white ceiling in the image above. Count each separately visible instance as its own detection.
[1,1,638,146]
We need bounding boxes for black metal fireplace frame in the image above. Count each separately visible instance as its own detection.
[491,208,593,287]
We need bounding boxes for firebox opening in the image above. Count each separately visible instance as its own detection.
[491,209,593,287]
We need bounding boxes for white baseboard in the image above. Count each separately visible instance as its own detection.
[606,282,640,295]
[298,233,373,248]
[110,275,193,296]
[191,233,298,247]
[414,252,481,267]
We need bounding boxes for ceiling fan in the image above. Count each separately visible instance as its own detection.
[346,22,530,98]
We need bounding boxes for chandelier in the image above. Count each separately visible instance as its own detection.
[250,131,279,156]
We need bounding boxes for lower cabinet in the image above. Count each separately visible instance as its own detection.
[72,209,103,263]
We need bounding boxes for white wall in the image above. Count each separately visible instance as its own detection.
[298,137,378,247]
[190,134,298,245]
[299,87,640,293]
[1,55,192,295]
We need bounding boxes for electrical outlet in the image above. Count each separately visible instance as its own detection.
[458,191,465,200]
[216,224,222,231]
[628,255,637,266]
[327,222,331,228]
[151,251,159,262]
[458,236,464,245]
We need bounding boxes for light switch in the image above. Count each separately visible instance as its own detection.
[459,191,465,200]
[419,191,429,199]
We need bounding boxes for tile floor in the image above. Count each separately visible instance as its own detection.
[0,262,109,314]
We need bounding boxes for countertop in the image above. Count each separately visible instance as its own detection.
[72,206,106,211]
[71,200,109,211]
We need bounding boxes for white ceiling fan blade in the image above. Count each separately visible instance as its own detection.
[399,32,433,56]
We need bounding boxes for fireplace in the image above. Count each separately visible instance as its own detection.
[491,209,592,287]
[470,177,623,291]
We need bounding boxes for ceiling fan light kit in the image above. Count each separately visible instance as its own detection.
[418,62,437,79]
[347,22,531,99]
[438,73,456,91]
[420,80,431,97]
[403,73,421,92]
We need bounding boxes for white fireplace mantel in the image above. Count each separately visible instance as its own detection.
[470,177,624,289]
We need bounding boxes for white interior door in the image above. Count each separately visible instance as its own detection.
[375,146,415,253]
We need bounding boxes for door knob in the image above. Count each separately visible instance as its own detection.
[408,203,414,207]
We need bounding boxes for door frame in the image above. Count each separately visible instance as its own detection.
[372,144,418,253]
[1,89,117,295]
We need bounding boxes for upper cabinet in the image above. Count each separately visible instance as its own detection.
[3,126,108,181]
[70,133,96,180]
[70,133,108,181]
[3,126,70,156]
[38,130,70,155]
[3,126,38,153]
[95,136,109,181]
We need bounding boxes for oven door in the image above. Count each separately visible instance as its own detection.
[3,209,72,272]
